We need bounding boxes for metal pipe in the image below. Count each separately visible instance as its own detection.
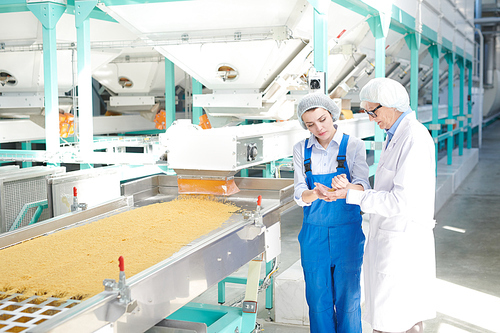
[474,17,500,25]
[480,30,500,35]
[328,54,367,94]
[475,27,484,148]
[475,0,482,31]
[482,110,500,123]
[485,35,494,86]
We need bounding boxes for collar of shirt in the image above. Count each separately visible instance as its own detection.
[306,124,343,150]
[386,107,413,140]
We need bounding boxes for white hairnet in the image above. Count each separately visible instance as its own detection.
[359,78,410,112]
[296,92,341,129]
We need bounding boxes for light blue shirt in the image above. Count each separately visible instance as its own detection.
[293,125,371,207]
[386,107,413,146]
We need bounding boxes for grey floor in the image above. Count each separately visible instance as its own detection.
[189,119,500,333]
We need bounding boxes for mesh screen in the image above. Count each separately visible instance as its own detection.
[0,292,80,333]
[2,176,49,232]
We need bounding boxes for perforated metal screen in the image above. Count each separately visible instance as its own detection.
[0,167,64,234]
[2,177,49,232]
[0,292,81,332]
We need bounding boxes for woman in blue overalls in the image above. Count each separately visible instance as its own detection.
[293,92,370,333]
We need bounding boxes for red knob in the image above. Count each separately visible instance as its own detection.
[73,187,77,197]
[257,195,262,206]
[119,256,124,272]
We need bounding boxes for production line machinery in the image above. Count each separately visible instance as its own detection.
[0,174,295,333]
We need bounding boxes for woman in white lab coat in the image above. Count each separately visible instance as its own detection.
[326,78,437,333]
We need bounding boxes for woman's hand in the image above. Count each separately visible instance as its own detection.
[313,182,339,202]
[331,174,350,190]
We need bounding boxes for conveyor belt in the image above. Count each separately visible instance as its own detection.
[0,175,294,333]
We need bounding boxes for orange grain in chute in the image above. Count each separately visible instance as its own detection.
[177,178,239,196]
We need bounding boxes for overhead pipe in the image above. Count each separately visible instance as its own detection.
[385,61,402,78]
[474,17,500,25]
[484,35,494,87]
[328,54,367,96]
[475,0,482,29]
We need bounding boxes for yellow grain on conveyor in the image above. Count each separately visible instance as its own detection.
[0,196,236,301]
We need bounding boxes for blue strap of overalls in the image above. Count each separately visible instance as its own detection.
[303,134,350,189]
[337,134,349,171]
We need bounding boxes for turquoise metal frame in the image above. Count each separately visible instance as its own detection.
[429,44,441,172]
[192,78,203,125]
[9,200,48,232]
[311,0,328,76]
[165,58,176,128]
[445,51,455,165]
[21,142,32,168]
[366,13,390,175]
[467,60,473,149]
[332,0,475,174]
[76,0,98,170]
[405,32,421,116]
[0,0,115,22]
[4,0,476,176]
[27,1,66,155]
[75,0,97,158]
[457,56,465,156]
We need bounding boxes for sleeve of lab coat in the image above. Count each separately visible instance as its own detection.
[347,134,432,217]
[350,139,371,190]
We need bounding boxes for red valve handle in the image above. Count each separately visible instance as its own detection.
[73,187,77,197]
[257,195,262,206]
[119,256,124,272]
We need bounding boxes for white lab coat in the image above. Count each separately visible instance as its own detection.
[347,112,436,332]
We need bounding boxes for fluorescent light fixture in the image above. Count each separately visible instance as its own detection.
[442,225,466,233]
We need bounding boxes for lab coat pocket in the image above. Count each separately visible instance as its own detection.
[374,165,396,192]
[375,229,409,275]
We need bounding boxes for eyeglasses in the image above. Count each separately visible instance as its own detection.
[360,104,383,118]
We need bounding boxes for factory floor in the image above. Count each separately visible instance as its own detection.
[190,119,500,333]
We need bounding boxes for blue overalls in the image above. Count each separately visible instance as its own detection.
[299,134,365,333]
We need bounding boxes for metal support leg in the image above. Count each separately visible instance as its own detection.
[312,4,328,77]
[405,32,421,116]
[241,255,263,332]
[265,259,274,311]
[445,51,455,165]
[75,0,97,158]
[467,60,473,149]
[263,161,275,178]
[22,142,32,168]
[165,57,176,128]
[367,14,390,167]
[373,37,386,165]
[192,78,203,125]
[457,56,465,156]
[429,44,441,173]
[27,1,66,156]
[218,281,225,304]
